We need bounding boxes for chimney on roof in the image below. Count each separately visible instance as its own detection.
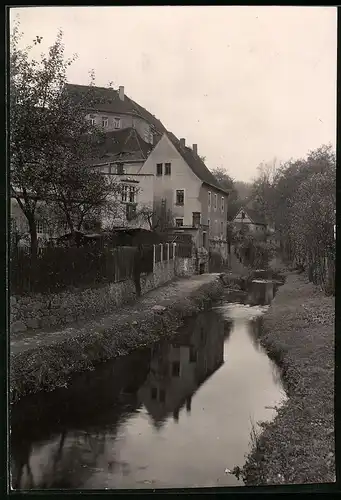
[119,86,124,101]
[192,144,198,155]
[180,138,186,148]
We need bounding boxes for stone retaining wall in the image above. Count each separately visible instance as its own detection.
[10,258,181,334]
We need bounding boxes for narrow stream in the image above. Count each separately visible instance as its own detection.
[10,279,286,490]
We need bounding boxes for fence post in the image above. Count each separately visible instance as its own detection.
[153,244,156,270]
[160,243,163,263]
[167,242,170,261]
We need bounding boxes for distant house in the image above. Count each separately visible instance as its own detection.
[139,133,231,263]
[231,206,268,234]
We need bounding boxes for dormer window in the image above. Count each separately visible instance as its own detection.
[113,117,121,129]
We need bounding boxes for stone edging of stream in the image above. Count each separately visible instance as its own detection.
[10,275,225,404]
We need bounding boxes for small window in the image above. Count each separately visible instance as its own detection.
[128,186,136,203]
[207,219,210,228]
[89,115,96,126]
[36,220,47,234]
[121,185,128,202]
[116,163,124,175]
[176,189,184,206]
[165,163,171,175]
[241,211,245,219]
[172,361,180,377]
[151,387,157,400]
[208,191,211,208]
[175,218,184,227]
[214,193,217,210]
[203,231,207,248]
[156,163,163,176]
[113,117,121,129]
[126,203,137,221]
[102,116,109,127]
[221,221,224,236]
[189,346,197,363]
[221,197,225,212]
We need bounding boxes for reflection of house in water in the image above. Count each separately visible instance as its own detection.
[138,311,225,427]
[248,281,274,306]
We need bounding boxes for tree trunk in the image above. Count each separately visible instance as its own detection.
[27,216,38,259]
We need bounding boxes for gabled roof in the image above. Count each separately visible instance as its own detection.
[65,84,167,136]
[233,206,267,225]
[91,127,154,165]
[166,132,230,196]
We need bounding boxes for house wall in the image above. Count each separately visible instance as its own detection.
[10,198,65,243]
[102,173,154,230]
[199,184,227,240]
[86,111,153,144]
[234,221,266,234]
[140,135,202,225]
[11,199,29,234]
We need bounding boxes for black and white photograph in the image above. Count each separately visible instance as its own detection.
[8,5,336,492]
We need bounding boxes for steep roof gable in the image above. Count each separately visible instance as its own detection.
[165,132,230,195]
[233,206,267,225]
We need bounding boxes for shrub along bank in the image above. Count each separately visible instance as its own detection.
[241,272,335,485]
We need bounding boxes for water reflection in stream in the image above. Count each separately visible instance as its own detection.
[10,279,286,490]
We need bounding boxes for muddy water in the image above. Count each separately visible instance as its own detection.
[10,280,286,490]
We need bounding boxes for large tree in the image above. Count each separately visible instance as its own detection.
[10,21,114,255]
[251,144,335,293]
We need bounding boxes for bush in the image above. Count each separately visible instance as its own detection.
[239,236,275,269]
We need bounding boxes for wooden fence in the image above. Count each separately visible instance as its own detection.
[11,246,138,295]
[10,242,193,296]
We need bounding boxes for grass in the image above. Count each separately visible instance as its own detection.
[241,272,335,485]
[10,277,224,403]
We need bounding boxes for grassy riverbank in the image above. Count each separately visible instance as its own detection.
[10,274,224,403]
[242,272,335,485]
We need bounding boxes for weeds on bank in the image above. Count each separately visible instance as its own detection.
[241,273,335,485]
[11,279,224,403]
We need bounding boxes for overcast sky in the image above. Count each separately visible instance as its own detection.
[10,6,337,182]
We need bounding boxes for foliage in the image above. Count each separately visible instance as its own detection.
[136,199,175,232]
[251,145,335,294]
[10,20,116,256]
[239,234,275,269]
